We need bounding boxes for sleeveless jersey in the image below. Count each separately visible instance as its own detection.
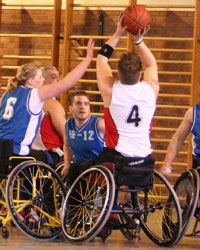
[191,103,200,155]
[40,113,63,150]
[66,115,105,162]
[0,86,43,155]
[31,111,47,151]
[104,80,156,157]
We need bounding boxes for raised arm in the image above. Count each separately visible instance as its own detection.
[159,107,193,175]
[96,13,126,107]
[130,30,159,96]
[38,38,94,101]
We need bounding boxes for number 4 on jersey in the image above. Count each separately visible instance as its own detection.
[127,105,141,127]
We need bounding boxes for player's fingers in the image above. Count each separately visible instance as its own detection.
[118,12,124,22]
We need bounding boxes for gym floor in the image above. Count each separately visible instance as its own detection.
[1,218,199,250]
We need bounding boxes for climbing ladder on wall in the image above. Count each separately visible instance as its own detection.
[0,0,62,94]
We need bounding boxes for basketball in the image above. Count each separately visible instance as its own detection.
[122,4,151,35]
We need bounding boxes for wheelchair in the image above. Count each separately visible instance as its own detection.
[173,167,200,239]
[0,139,66,240]
[55,161,65,176]
[61,158,182,247]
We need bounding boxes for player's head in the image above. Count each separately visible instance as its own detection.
[7,63,43,93]
[118,52,142,85]
[42,66,60,85]
[68,90,90,122]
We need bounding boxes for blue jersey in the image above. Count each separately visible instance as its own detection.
[0,86,43,155]
[191,103,200,156]
[66,116,105,162]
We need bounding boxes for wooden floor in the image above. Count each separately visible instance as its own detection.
[0,218,200,250]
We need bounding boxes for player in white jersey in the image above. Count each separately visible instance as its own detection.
[64,14,159,186]
[96,13,159,159]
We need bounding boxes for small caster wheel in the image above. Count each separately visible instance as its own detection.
[2,227,9,239]
[134,234,141,247]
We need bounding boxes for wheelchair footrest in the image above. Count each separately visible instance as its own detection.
[185,232,200,238]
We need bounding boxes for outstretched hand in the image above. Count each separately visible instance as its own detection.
[130,26,150,43]
[86,37,94,60]
[115,12,127,37]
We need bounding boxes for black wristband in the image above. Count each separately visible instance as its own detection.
[98,44,114,59]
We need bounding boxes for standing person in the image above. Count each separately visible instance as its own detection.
[159,105,200,175]
[31,66,66,166]
[61,90,105,175]
[62,14,159,185]
[0,38,94,158]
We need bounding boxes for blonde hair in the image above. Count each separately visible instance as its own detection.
[6,63,41,93]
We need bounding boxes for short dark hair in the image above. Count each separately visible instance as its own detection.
[42,66,58,79]
[68,90,90,106]
[118,52,142,85]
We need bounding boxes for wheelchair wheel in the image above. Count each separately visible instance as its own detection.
[55,161,64,176]
[61,165,115,243]
[6,160,66,240]
[174,168,199,239]
[135,170,182,247]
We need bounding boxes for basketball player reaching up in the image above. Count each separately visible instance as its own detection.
[94,12,159,163]
[62,13,159,185]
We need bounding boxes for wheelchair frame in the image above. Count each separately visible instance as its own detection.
[61,163,182,247]
[0,140,66,240]
[0,155,36,238]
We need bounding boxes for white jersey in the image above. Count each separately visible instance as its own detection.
[104,80,156,157]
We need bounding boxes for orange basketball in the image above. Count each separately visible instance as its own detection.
[122,4,151,35]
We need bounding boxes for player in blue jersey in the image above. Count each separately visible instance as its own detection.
[0,38,94,157]
[61,90,105,176]
[159,105,200,175]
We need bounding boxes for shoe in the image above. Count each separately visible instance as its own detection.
[28,208,40,223]
[18,209,28,222]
